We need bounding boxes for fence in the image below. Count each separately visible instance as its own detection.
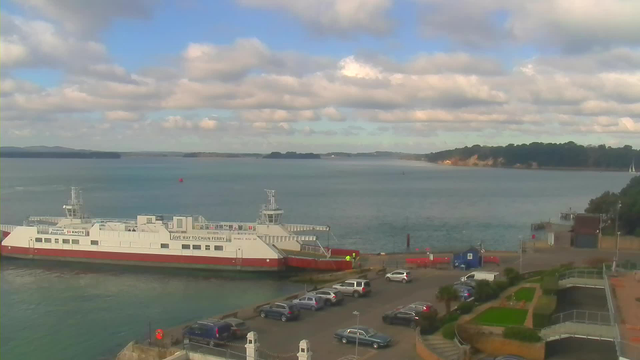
[185,343,251,360]
[551,310,611,326]
[557,268,603,281]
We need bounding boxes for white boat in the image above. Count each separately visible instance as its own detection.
[631,159,637,174]
[0,188,346,271]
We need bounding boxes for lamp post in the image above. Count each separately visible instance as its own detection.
[353,311,360,359]
[615,201,621,269]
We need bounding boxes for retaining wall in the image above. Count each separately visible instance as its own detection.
[599,236,640,251]
[415,329,444,360]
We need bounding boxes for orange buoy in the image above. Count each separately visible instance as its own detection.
[155,329,164,340]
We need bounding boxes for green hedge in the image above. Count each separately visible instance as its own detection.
[441,323,456,340]
[541,275,559,295]
[439,312,460,327]
[503,326,542,343]
[532,295,557,328]
[456,301,475,315]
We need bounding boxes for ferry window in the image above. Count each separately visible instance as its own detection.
[192,245,202,250]
[182,244,190,250]
[160,243,169,249]
[44,238,52,243]
[63,239,70,244]
[205,245,211,250]
[177,218,183,228]
[147,217,153,224]
[214,245,224,251]
[55,239,59,244]
[90,240,99,246]
[72,239,80,245]
[35,238,43,243]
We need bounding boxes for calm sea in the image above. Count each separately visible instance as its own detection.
[0,157,630,360]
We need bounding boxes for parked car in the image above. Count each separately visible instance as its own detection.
[454,279,477,289]
[382,309,420,329]
[402,302,438,316]
[334,326,392,349]
[183,320,233,347]
[453,285,474,301]
[459,271,500,282]
[332,279,372,298]
[205,317,250,340]
[307,288,344,306]
[259,302,301,322]
[292,294,325,311]
[385,269,412,283]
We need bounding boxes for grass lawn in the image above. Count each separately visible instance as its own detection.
[513,287,536,302]
[472,307,528,327]
[524,277,542,284]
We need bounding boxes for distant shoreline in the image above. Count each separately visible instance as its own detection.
[406,159,632,173]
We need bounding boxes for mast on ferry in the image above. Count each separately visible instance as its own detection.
[63,187,86,219]
[258,189,283,225]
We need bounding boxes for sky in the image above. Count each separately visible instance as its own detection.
[1,0,640,153]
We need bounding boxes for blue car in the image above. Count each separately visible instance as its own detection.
[453,285,474,301]
[259,302,301,322]
[183,320,232,347]
[334,326,392,349]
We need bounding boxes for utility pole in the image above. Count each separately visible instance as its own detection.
[353,311,360,359]
[615,201,621,269]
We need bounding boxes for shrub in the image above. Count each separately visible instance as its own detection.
[532,295,557,328]
[456,301,475,315]
[418,311,439,335]
[503,326,542,343]
[437,285,461,314]
[439,312,460,327]
[475,280,499,302]
[540,274,559,295]
[503,267,522,286]
[441,323,456,340]
[493,280,510,293]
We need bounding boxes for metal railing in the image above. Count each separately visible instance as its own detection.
[185,343,251,360]
[551,310,611,326]
[558,268,604,281]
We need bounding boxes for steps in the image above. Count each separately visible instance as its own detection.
[542,322,616,341]
[422,336,460,360]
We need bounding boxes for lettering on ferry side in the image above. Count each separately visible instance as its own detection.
[170,234,226,241]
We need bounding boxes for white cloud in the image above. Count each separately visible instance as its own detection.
[199,118,219,130]
[161,116,193,129]
[104,111,142,122]
[240,109,318,122]
[321,107,345,121]
[236,0,393,36]
[12,0,157,35]
[339,56,382,79]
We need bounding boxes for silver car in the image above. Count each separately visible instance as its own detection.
[292,294,325,311]
[332,279,372,298]
[385,269,412,283]
[308,288,344,306]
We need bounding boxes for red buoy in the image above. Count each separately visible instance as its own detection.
[179,178,183,183]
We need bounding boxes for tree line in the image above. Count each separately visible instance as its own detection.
[585,176,640,236]
[424,142,639,169]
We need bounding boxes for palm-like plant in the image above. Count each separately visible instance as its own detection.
[436,285,459,314]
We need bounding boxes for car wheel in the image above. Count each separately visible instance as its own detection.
[386,277,391,282]
[410,321,417,329]
[281,315,288,322]
[402,278,407,284]
[372,342,379,349]
[341,337,348,344]
[311,306,317,311]
[260,311,266,318]
[353,291,360,298]
[383,317,390,324]
[325,299,331,306]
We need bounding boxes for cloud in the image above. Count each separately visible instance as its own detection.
[104,111,142,122]
[161,116,193,129]
[0,77,41,96]
[240,109,318,122]
[12,0,157,35]
[415,0,640,51]
[199,117,220,130]
[321,107,346,121]
[0,13,108,70]
[236,0,393,37]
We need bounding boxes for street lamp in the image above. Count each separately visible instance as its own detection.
[614,201,622,269]
[353,311,360,359]
[518,236,523,273]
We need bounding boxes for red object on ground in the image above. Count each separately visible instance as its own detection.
[179,178,184,183]
[155,329,164,340]
[532,234,536,239]
[484,256,501,265]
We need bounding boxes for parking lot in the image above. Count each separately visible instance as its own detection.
[192,268,463,360]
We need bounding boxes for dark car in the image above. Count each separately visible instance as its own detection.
[259,302,300,322]
[403,302,438,316]
[334,325,392,349]
[382,309,421,329]
[453,285,474,301]
[454,279,477,289]
[183,320,233,347]
[208,317,250,339]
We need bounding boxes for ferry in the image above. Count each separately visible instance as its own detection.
[0,188,355,271]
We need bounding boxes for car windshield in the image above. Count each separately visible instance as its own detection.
[364,328,377,336]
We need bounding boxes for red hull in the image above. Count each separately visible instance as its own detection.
[284,256,353,271]
[0,245,285,271]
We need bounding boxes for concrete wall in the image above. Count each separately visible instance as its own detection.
[466,333,545,360]
[116,342,181,360]
[599,236,640,251]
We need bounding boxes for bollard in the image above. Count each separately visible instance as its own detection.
[245,332,259,360]
[298,339,312,360]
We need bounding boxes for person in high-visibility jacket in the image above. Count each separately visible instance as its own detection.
[345,255,351,262]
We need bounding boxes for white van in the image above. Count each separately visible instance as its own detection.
[459,271,500,282]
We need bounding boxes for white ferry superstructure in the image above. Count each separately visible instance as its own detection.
[0,188,334,271]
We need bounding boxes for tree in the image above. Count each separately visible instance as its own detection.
[474,280,498,302]
[585,191,620,222]
[585,176,640,235]
[503,267,521,286]
[436,285,460,314]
